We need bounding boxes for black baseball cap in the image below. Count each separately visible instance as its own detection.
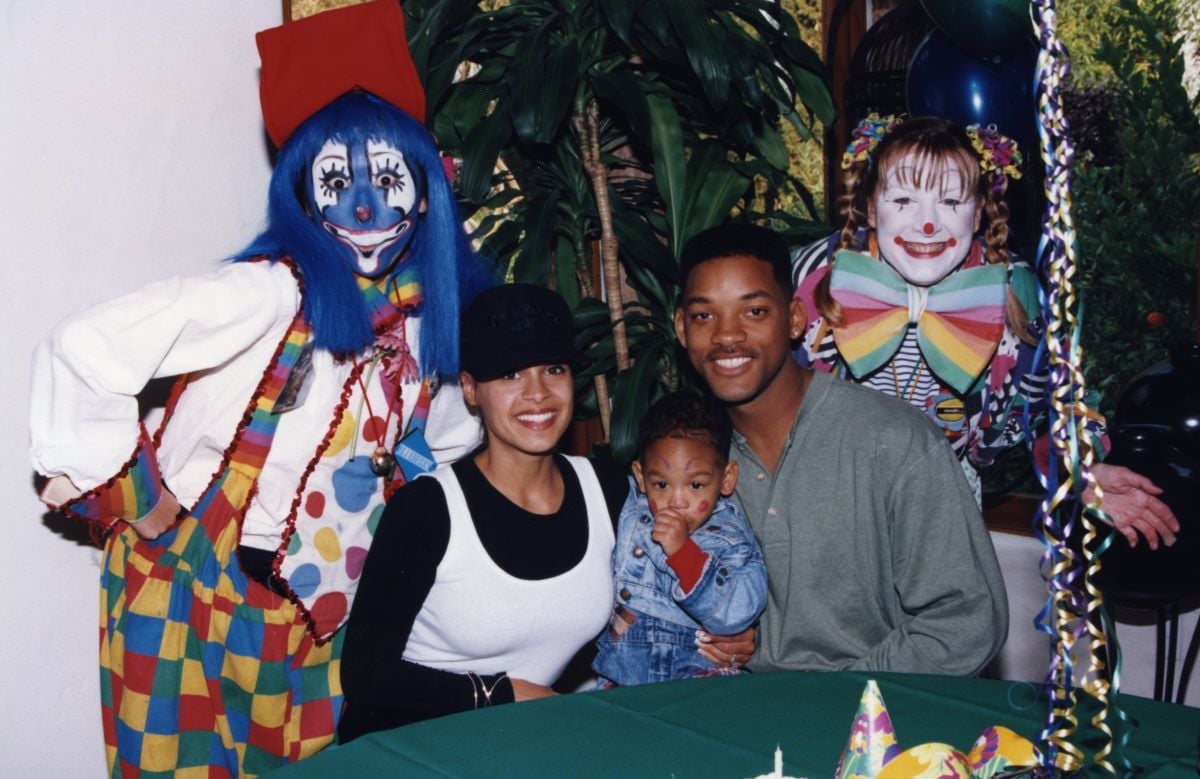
[459,283,585,381]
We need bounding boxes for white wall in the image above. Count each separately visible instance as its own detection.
[1,2,278,774]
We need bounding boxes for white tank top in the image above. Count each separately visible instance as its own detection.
[402,455,614,685]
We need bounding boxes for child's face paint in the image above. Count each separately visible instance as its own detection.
[631,435,739,536]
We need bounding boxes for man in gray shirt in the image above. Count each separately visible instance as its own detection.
[673,224,1007,675]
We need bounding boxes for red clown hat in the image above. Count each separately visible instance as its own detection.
[256,0,426,148]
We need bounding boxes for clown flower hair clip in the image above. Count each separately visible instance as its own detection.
[966,124,1023,186]
[841,113,905,169]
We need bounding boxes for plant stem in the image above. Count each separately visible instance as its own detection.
[593,373,612,442]
[578,102,630,373]
[573,227,612,440]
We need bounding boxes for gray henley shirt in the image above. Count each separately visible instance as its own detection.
[732,369,1008,676]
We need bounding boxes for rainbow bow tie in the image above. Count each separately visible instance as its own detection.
[828,251,1008,394]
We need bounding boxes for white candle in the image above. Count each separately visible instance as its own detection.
[774,744,782,777]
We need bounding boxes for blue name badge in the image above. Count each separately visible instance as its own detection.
[393,429,436,482]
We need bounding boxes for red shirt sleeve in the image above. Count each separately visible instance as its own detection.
[666,539,709,594]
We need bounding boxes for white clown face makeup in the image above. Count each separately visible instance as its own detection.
[310,137,420,278]
[869,151,980,287]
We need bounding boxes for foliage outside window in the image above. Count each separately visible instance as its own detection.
[1064,0,1200,420]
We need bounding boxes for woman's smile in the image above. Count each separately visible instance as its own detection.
[514,408,559,429]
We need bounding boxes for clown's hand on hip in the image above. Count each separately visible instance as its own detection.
[39,473,83,507]
[39,472,182,540]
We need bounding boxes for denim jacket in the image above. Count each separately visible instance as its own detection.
[593,479,767,685]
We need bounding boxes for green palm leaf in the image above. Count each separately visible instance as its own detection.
[458,103,513,202]
[667,1,731,108]
[646,94,687,254]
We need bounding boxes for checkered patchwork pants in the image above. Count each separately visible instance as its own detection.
[97,480,341,777]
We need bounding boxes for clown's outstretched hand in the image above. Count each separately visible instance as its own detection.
[1085,462,1180,550]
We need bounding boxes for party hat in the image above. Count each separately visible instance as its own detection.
[876,744,972,778]
[966,726,1040,778]
[835,680,901,778]
[834,681,1042,778]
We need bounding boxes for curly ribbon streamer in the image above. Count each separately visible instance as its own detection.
[1030,0,1128,772]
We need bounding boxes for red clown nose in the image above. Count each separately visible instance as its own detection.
[922,222,935,236]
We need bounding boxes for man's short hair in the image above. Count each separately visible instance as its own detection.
[636,391,733,463]
[679,223,794,297]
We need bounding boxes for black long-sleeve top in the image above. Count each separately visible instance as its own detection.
[337,453,628,743]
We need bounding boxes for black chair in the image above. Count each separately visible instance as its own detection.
[1097,583,1200,704]
[1094,342,1200,704]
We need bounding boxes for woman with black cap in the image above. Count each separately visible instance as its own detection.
[338,284,630,739]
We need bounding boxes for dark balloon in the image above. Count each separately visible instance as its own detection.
[920,0,1032,58]
[906,30,1037,155]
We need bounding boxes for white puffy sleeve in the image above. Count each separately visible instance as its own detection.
[30,261,300,490]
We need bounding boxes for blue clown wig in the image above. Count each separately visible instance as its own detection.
[235,91,494,378]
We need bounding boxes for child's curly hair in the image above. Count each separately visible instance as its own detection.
[636,392,733,464]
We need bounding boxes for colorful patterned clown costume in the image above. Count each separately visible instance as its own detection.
[93,312,340,775]
[31,262,480,776]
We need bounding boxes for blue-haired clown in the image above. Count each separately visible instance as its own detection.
[28,1,493,774]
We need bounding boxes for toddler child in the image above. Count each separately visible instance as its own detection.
[593,392,767,686]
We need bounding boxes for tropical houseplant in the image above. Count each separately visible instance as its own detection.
[1069,0,1200,419]
[403,0,834,459]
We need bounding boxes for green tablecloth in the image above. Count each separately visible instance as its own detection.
[274,672,1199,777]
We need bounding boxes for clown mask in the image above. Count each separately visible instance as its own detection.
[310,137,420,278]
[869,152,980,287]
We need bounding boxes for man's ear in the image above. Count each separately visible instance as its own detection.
[973,200,983,233]
[867,198,877,230]
[419,197,428,215]
[674,307,687,347]
[719,460,739,497]
[631,460,647,494]
[788,296,807,341]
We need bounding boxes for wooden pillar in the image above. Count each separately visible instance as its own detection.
[821,0,867,223]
